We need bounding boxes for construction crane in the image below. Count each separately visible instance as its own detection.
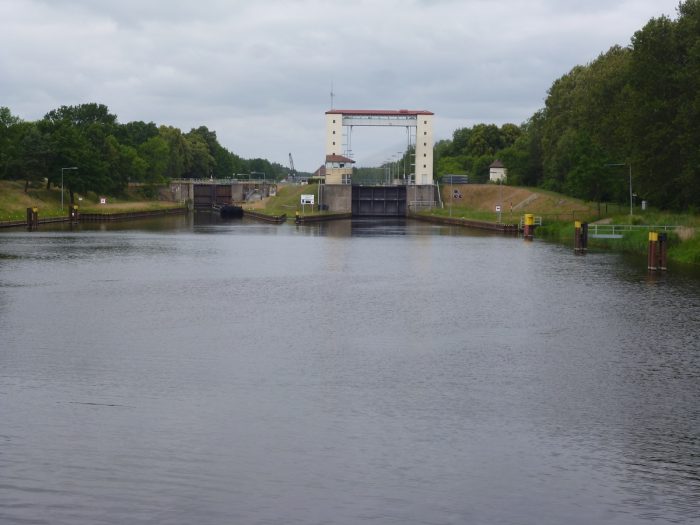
[288,153,297,181]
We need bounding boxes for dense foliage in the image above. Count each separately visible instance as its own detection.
[0,103,290,201]
[433,123,522,183]
[435,0,700,211]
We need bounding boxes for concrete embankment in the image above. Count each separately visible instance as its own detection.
[294,213,352,224]
[79,207,188,221]
[1,207,188,229]
[243,210,287,223]
[409,212,519,233]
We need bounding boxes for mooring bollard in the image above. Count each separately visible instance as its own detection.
[648,232,658,271]
[295,211,300,224]
[523,214,535,240]
[647,232,668,272]
[69,204,80,223]
[574,221,588,254]
[658,232,667,271]
[26,207,38,231]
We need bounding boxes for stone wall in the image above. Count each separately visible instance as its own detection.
[320,185,352,213]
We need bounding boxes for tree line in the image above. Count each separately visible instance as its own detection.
[435,0,700,211]
[0,103,290,201]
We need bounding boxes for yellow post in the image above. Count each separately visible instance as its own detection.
[648,232,658,270]
[523,214,535,240]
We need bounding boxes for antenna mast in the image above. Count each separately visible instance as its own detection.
[330,80,335,109]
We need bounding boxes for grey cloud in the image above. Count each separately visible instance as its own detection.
[0,0,681,170]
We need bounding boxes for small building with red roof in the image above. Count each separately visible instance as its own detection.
[324,154,355,185]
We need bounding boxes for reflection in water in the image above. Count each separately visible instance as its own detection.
[0,216,699,525]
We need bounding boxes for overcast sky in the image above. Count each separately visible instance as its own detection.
[0,0,682,172]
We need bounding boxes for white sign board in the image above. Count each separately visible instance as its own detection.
[301,194,315,205]
[100,198,107,204]
[495,205,501,212]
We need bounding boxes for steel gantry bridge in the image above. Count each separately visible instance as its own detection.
[324,109,434,186]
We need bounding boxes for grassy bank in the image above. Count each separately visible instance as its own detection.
[0,181,183,221]
[246,182,324,218]
[536,212,700,265]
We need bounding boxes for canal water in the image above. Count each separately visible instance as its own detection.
[1,214,699,525]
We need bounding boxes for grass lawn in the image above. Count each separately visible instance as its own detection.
[246,183,325,217]
[536,210,700,265]
[0,181,183,221]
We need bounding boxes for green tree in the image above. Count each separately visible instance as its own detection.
[116,120,159,148]
[0,107,22,179]
[44,103,117,130]
[17,122,50,191]
[498,113,544,186]
[185,133,215,178]
[158,126,190,179]
[627,1,700,209]
[138,136,169,184]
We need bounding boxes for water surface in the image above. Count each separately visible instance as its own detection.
[1,216,699,524]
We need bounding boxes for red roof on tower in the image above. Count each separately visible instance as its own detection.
[325,109,433,116]
[326,154,355,164]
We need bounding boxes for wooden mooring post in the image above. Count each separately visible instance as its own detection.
[658,232,668,270]
[69,204,80,224]
[523,214,535,240]
[574,221,588,254]
[26,207,38,231]
[647,232,668,271]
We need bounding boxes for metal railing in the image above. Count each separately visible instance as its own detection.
[170,178,272,184]
[518,216,543,228]
[587,223,681,238]
[409,200,436,211]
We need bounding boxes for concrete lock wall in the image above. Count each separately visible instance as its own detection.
[321,185,352,213]
[231,184,245,202]
[322,184,436,215]
[407,185,437,211]
[169,181,277,207]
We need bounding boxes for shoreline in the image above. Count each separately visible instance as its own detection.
[0,206,188,229]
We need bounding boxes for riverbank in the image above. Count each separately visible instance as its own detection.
[6,178,696,265]
[536,214,700,265]
[0,180,185,226]
[421,184,700,266]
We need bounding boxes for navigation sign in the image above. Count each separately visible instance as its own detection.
[495,205,501,212]
[301,194,314,205]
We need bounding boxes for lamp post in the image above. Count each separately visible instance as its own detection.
[605,163,632,216]
[449,176,452,217]
[397,152,403,184]
[61,167,78,211]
